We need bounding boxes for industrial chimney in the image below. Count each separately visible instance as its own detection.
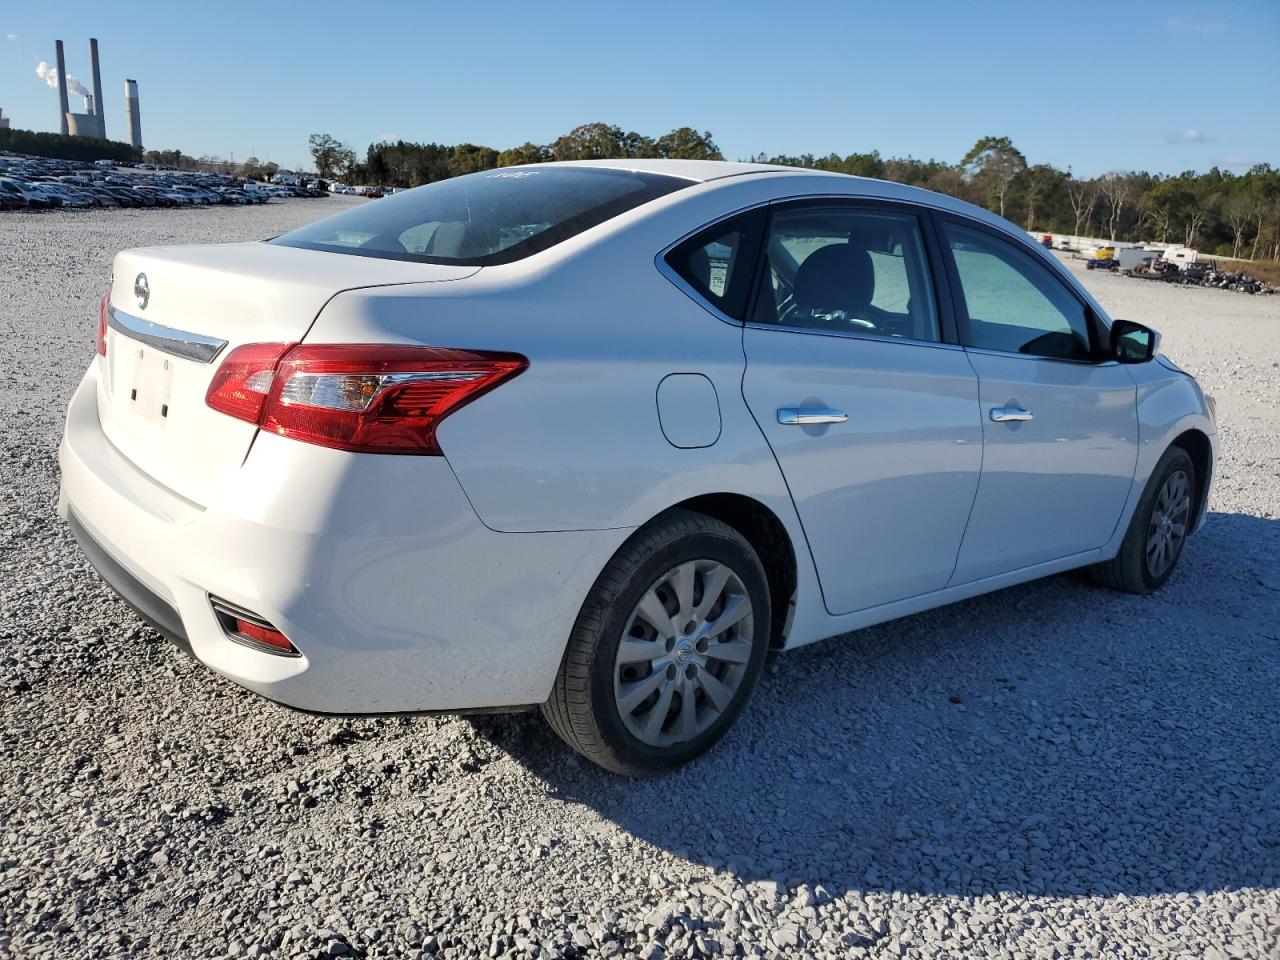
[124,80,142,150]
[89,38,105,133]
[55,40,70,136]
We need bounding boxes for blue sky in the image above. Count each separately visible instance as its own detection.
[3,1,1276,175]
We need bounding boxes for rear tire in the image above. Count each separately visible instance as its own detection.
[1092,446,1196,594]
[542,509,771,776]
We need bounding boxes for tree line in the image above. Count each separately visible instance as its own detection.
[306,127,1280,262]
[0,128,140,164]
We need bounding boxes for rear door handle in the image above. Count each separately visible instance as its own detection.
[777,407,848,425]
[990,406,1034,422]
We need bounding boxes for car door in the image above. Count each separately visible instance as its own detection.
[937,217,1139,583]
[738,201,983,616]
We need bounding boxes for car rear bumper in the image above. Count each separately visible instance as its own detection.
[58,365,626,714]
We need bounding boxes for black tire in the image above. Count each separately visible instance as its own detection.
[542,509,771,776]
[1092,446,1196,594]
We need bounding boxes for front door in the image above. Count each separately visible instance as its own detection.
[741,202,983,615]
[937,218,1139,583]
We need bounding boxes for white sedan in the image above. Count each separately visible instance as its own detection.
[59,160,1217,775]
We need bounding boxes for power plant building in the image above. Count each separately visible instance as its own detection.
[51,37,140,146]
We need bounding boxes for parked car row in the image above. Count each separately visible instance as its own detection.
[0,152,330,212]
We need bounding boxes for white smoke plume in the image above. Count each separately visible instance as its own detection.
[36,60,90,97]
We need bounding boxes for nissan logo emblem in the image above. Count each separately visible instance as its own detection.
[134,272,150,310]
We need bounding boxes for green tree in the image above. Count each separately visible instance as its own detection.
[497,142,550,167]
[309,133,355,179]
[654,127,723,160]
[961,135,1027,219]
[549,123,650,161]
[448,144,499,176]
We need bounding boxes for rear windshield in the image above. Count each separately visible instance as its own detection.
[268,167,690,266]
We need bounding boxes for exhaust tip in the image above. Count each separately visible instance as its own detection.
[209,596,299,657]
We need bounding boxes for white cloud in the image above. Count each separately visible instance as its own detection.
[5,33,17,41]
[375,133,400,142]
[1165,128,1212,144]
[1218,157,1253,170]
[1166,16,1225,34]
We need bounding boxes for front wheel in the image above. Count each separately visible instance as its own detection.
[542,510,771,776]
[1093,446,1196,594]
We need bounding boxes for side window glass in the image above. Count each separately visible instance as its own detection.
[665,209,765,320]
[751,207,940,342]
[943,222,1093,361]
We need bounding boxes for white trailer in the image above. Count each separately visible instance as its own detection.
[1117,247,1159,271]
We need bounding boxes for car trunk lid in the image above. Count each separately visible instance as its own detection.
[99,241,477,505]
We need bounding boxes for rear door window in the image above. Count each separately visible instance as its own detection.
[270,167,690,266]
[752,206,941,342]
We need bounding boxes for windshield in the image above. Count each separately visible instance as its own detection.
[268,167,690,266]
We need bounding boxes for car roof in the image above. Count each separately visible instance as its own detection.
[544,158,820,182]
[542,158,1007,227]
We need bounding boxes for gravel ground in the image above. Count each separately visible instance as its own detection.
[1,203,1278,960]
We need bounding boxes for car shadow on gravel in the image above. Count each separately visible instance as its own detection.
[472,511,1280,899]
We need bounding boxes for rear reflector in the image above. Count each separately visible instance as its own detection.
[96,293,109,357]
[205,343,526,455]
[209,596,299,657]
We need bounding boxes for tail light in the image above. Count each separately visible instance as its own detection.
[96,293,109,356]
[205,343,526,455]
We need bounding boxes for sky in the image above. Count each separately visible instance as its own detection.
[2,1,1277,176]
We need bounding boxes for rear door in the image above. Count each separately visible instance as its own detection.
[739,201,983,615]
[936,217,1139,582]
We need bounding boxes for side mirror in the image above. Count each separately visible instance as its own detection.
[1110,319,1160,363]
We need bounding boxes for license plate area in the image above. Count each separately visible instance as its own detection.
[117,343,176,426]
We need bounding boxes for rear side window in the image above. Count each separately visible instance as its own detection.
[270,167,689,266]
[664,209,766,320]
[943,221,1093,361]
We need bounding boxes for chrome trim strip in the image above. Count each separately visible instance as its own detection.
[962,345,1119,367]
[745,320,965,351]
[106,306,228,364]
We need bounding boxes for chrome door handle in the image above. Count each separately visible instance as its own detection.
[777,407,848,425]
[990,406,1034,422]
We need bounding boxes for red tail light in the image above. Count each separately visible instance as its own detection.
[96,293,109,356]
[206,342,294,423]
[205,343,526,455]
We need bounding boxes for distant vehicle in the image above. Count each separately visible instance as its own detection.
[0,178,42,208]
[95,159,114,168]
[61,161,1217,775]
[1040,234,1053,248]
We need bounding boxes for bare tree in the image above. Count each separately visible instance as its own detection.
[1225,195,1252,259]
[1067,179,1096,241]
[1098,173,1131,242]
[1250,195,1269,261]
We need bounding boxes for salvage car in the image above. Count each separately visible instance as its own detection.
[60,160,1218,775]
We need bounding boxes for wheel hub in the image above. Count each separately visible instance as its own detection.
[612,559,755,748]
[1145,469,1191,578]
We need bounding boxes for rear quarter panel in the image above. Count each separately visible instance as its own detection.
[306,176,813,535]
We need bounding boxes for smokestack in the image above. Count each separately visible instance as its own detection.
[55,40,70,136]
[89,38,105,130]
[125,80,142,150]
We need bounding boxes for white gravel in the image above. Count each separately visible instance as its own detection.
[1,203,1278,960]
